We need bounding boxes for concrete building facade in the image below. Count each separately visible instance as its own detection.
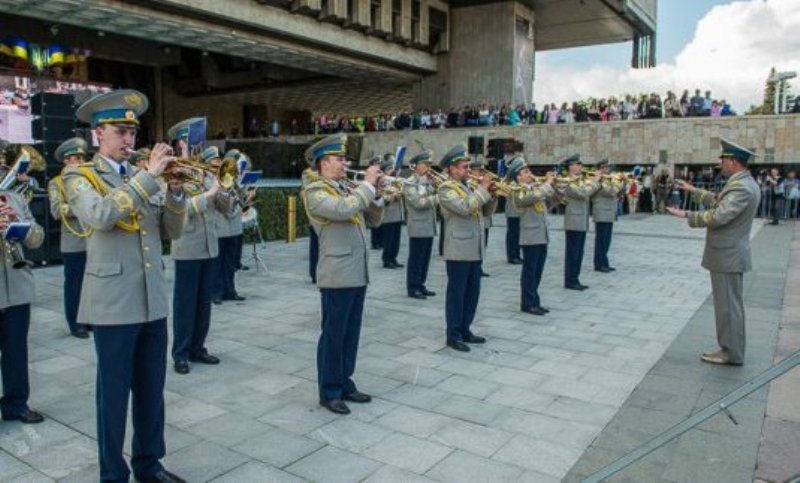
[0,0,656,137]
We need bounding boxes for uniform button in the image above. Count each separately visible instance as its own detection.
[145,262,152,269]
[141,230,148,236]
[143,246,150,252]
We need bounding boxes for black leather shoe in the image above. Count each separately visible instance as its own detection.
[383,262,396,269]
[595,267,613,273]
[607,266,616,271]
[565,284,585,291]
[71,328,90,339]
[343,391,372,403]
[190,353,220,365]
[391,261,404,268]
[174,361,190,375]
[421,288,436,296]
[320,399,350,414]
[447,340,471,352]
[508,258,523,265]
[408,290,427,299]
[541,307,551,313]
[521,306,547,316]
[223,294,246,301]
[464,333,486,344]
[212,298,223,305]
[579,284,590,290]
[2,409,44,424]
[137,469,187,483]
[481,271,490,277]
[239,265,250,271]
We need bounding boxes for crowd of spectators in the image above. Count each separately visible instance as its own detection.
[305,88,742,135]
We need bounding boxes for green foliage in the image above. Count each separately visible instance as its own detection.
[747,67,777,115]
[244,187,311,242]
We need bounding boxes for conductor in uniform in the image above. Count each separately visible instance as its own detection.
[303,134,383,415]
[168,122,230,375]
[404,150,438,299]
[591,159,621,273]
[508,156,555,316]
[0,180,45,424]
[439,145,496,352]
[48,137,91,338]
[560,154,600,290]
[64,89,187,483]
[667,139,760,366]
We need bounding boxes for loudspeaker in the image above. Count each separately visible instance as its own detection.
[468,136,484,155]
[32,116,76,142]
[31,93,76,117]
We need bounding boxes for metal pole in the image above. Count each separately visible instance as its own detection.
[583,350,800,483]
[287,195,297,243]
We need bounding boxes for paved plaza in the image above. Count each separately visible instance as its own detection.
[1,214,795,482]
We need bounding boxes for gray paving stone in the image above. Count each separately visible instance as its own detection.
[185,412,274,447]
[485,386,556,412]
[364,464,437,483]
[0,450,33,480]
[364,432,453,474]
[435,374,500,399]
[12,435,96,479]
[211,461,305,483]
[428,420,514,458]
[232,427,324,468]
[285,446,382,483]
[426,450,525,482]
[431,394,510,425]
[258,403,340,434]
[380,384,453,410]
[493,435,585,477]
[374,406,452,438]
[308,418,392,452]
[161,441,248,483]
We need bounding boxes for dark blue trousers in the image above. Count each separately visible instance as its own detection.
[172,259,213,363]
[370,225,383,249]
[521,244,548,309]
[0,304,31,419]
[318,287,366,401]
[505,217,521,261]
[214,236,238,298]
[309,228,319,283]
[439,218,445,255]
[93,319,167,483]
[593,222,614,270]
[381,222,402,264]
[406,237,433,294]
[63,251,87,334]
[564,230,587,286]
[234,234,244,270]
[445,261,482,342]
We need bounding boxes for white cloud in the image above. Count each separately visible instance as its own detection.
[533,0,800,111]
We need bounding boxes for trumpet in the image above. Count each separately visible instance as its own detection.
[0,194,32,269]
[126,148,237,194]
[425,169,449,188]
[467,171,521,197]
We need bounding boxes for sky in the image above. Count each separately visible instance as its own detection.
[533,0,800,112]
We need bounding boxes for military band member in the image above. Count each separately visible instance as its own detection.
[404,151,438,299]
[168,125,230,375]
[0,187,45,424]
[212,149,246,304]
[64,89,187,483]
[48,137,91,338]
[504,164,523,265]
[380,157,405,269]
[468,160,495,277]
[509,157,555,316]
[591,159,621,273]
[560,154,600,290]
[303,134,383,414]
[439,145,496,352]
[302,166,320,284]
[667,139,760,366]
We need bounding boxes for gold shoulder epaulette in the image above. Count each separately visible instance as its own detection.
[305,180,327,190]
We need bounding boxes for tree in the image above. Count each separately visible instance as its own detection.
[746,67,776,115]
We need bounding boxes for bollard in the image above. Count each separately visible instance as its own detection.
[287,195,297,243]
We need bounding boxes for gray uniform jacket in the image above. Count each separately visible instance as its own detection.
[688,170,760,273]
[63,155,187,325]
[439,180,496,261]
[403,173,437,238]
[48,176,87,253]
[218,190,243,238]
[562,177,600,232]
[382,194,405,224]
[304,179,383,288]
[591,180,621,223]
[172,179,233,260]
[0,190,44,309]
[513,183,554,246]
